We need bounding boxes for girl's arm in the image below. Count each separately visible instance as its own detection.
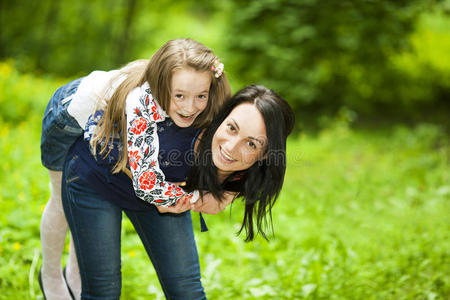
[191,192,238,214]
[126,86,199,207]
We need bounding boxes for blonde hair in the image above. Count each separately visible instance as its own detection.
[91,38,231,173]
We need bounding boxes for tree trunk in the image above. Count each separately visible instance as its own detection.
[116,0,137,65]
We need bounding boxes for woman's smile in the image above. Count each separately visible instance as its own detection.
[218,146,236,163]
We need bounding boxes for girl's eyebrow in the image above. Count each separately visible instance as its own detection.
[230,118,265,146]
[173,88,209,94]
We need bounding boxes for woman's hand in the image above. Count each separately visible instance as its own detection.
[191,192,237,215]
[156,196,191,214]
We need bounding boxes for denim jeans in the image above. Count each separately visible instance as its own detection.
[41,78,83,171]
[61,154,206,299]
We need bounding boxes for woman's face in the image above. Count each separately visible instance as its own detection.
[169,67,211,127]
[212,103,267,176]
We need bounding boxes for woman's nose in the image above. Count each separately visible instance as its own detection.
[223,136,240,154]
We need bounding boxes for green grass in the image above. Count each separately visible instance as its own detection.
[0,65,448,299]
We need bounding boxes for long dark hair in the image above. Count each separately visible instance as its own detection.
[186,85,295,241]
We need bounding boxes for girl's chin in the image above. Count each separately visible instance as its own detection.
[173,116,195,127]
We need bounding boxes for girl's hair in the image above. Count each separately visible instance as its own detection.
[91,38,231,173]
[186,85,295,241]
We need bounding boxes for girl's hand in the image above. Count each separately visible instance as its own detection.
[156,196,191,214]
[191,192,237,214]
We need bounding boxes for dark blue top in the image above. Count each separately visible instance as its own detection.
[67,118,200,211]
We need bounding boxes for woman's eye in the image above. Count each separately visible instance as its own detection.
[226,124,236,132]
[198,94,208,100]
[247,141,257,149]
[175,94,183,99]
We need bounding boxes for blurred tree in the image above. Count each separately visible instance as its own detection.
[0,0,220,76]
[225,0,449,127]
[115,0,137,65]
[0,0,448,127]
[0,0,140,76]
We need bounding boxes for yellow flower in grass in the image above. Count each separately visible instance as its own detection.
[0,61,13,77]
[13,242,21,251]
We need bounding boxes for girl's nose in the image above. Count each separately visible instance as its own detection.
[183,98,196,114]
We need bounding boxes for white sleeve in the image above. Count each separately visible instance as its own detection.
[67,70,123,128]
[125,85,199,206]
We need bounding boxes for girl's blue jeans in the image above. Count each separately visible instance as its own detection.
[61,153,206,300]
[41,78,83,171]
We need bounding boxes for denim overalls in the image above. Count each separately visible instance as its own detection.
[41,78,84,171]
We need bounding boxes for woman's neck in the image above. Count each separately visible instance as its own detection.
[217,170,233,184]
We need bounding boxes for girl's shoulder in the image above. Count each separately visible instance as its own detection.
[125,82,168,121]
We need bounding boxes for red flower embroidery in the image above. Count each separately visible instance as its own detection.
[128,150,141,170]
[164,185,184,197]
[139,171,156,190]
[130,117,147,135]
[151,104,160,121]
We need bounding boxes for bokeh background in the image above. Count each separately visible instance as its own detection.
[0,0,449,299]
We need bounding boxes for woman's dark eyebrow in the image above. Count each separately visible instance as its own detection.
[249,136,264,146]
[230,118,265,146]
[230,118,240,130]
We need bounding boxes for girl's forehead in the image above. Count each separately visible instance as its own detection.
[171,67,211,93]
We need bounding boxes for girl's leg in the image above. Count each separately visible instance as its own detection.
[66,234,82,300]
[40,170,74,300]
[126,208,206,300]
[62,158,122,299]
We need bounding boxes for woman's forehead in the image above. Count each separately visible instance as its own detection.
[226,103,267,141]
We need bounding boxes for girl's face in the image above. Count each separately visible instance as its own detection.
[169,67,211,127]
[212,103,267,177]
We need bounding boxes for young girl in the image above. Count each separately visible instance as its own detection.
[39,38,230,299]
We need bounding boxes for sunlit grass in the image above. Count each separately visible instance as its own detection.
[0,65,448,299]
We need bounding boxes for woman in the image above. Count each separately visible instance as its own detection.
[62,85,294,299]
[187,84,295,241]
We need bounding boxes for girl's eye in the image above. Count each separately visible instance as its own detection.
[198,94,208,100]
[175,94,183,99]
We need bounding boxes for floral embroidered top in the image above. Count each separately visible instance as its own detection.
[84,82,200,207]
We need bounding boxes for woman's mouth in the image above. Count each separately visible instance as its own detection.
[219,147,236,163]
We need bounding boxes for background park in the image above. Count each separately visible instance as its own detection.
[0,0,449,299]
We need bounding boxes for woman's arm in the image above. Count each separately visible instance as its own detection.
[126,86,199,207]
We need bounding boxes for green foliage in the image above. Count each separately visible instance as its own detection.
[0,0,227,77]
[0,71,448,299]
[225,0,450,126]
[1,1,449,126]
[0,61,64,124]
